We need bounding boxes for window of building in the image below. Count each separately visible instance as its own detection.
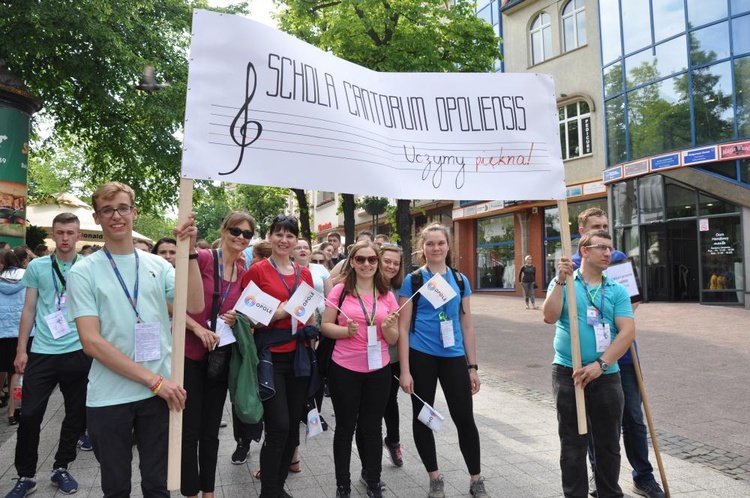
[701,216,743,303]
[653,0,685,42]
[687,0,727,28]
[599,0,622,64]
[316,191,334,206]
[559,101,592,160]
[530,12,552,65]
[693,61,735,146]
[562,0,586,52]
[476,215,515,289]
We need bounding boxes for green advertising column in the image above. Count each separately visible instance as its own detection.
[0,59,42,247]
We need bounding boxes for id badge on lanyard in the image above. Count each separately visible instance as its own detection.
[439,311,455,348]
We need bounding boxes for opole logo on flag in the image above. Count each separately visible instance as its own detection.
[284,281,324,325]
[417,402,445,432]
[234,281,281,326]
[418,273,458,309]
[244,295,256,307]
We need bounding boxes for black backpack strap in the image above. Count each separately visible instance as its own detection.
[209,249,220,332]
[334,288,347,322]
[450,267,466,315]
[409,269,423,333]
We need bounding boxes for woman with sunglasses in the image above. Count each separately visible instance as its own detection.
[397,223,489,498]
[180,211,255,498]
[240,215,314,498]
[321,241,399,498]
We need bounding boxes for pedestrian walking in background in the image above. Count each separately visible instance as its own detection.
[519,255,538,310]
[397,223,489,498]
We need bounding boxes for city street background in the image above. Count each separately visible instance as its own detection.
[1,294,748,497]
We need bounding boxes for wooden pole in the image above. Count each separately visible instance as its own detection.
[167,177,194,490]
[556,200,587,435]
[630,344,670,497]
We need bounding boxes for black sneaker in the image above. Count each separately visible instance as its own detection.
[359,470,385,490]
[4,477,37,498]
[231,440,250,465]
[366,487,383,498]
[335,485,350,498]
[383,437,403,467]
[632,480,666,498]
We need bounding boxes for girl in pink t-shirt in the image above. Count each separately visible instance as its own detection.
[321,241,398,498]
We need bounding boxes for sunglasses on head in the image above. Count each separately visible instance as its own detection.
[353,255,379,265]
[227,227,254,240]
[311,258,326,264]
[273,214,298,224]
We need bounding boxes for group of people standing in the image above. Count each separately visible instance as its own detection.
[0,181,490,498]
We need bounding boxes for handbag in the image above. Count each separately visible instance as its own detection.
[206,249,232,381]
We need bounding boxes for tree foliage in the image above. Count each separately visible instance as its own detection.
[0,0,248,214]
[275,0,501,261]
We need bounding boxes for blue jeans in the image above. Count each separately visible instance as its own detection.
[553,365,624,498]
[588,362,656,485]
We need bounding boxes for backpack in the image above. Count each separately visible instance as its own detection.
[409,267,466,333]
[315,288,348,376]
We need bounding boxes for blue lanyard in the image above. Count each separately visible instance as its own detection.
[217,248,235,309]
[578,270,606,318]
[269,257,302,298]
[50,254,80,308]
[355,288,377,326]
[103,248,141,322]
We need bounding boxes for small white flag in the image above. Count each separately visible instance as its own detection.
[417,402,445,432]
[284,281,324,326]
[234,281,281,326]
[306,404,324,439]
[418,273,458,309]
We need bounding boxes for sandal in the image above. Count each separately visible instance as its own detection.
[252,469,261,480]
[289,460,301,473]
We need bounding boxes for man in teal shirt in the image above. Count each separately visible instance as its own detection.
[5,213,91,498]
[543,229,635,498]
[67,182,204,498]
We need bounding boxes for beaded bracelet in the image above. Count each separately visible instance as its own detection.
[149,375,164,393]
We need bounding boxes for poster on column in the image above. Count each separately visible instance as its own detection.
[182,10,566,201]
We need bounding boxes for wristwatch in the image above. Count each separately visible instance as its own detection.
[595,358,610,371]
[467,364,479,371]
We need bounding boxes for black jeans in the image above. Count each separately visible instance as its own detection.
[259,352,310,498]
[330,361,390,490]
[409,349,481,475]
[16,350,91,477]
[383,361,401,444]
[181,357,228,496]
[553,364,624,498]
[88,396,170,498]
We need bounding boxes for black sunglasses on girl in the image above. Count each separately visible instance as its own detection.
[227,227,254,239]
[311,258,326,264]
[353,255,379,264]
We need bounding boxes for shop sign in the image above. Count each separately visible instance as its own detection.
[487,200,504,210]
[682,146,717,165]
[317,222,332,231]
[603,166,623,183]
[624,160,648,177]
[566,185,582,198]
[719,141,750,160]
[583,181,606,195]
[707,231,733,256]
[582,116,592,155]
[476,204,489,213]
[650,153,681,171]
[699,218,709,232]
[452,208,464,218]
[465,206,476,216]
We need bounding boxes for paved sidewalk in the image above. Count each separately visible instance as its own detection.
[1,372,748,498]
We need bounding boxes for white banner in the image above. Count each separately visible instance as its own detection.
[183,10,566,201]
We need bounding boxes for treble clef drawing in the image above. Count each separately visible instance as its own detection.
[221,62,263,176]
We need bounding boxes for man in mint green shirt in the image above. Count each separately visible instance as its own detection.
[5,212,91,498]
[67,182,204,498]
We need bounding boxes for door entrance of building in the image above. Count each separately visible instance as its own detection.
[641,220,699,301]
